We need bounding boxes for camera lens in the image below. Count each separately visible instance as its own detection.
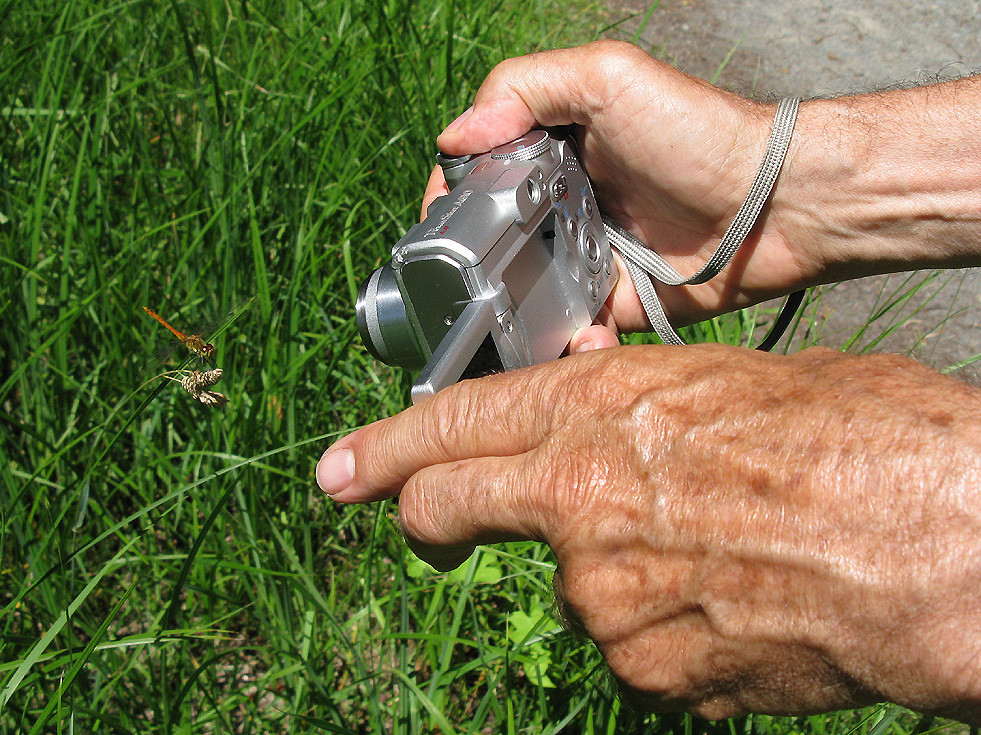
[356,265,428,370]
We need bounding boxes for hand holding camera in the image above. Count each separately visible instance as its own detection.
[357,130,617,402]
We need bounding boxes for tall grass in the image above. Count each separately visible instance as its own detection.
[0,0,966,732]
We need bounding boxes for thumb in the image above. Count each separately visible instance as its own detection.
[436,42,626,155]
[569,324,620,354]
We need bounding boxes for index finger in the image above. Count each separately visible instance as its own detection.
[434,45,600,156]
[420,165,450,222]
[315,362,569,503]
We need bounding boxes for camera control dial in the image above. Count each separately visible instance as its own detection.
[490,130,551,162]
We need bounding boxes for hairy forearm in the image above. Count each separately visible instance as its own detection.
[776,76,981,283]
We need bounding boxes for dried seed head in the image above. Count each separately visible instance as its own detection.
[196,390,229,407]
[173,369,229,407]
[180,371,205,397]
[200,368,222,387]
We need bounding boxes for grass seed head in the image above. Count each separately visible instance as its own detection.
[196,390,229,407]
[179,369,227,407]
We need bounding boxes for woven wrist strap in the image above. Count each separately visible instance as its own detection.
[605,96,801,347]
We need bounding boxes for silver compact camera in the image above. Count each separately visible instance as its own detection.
[356,129,618,403]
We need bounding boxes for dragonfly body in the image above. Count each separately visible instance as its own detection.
[143,307,216,360]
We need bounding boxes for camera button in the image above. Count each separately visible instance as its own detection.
[579,224,603,275]
[552,176,569,201]
[583,233,600,263]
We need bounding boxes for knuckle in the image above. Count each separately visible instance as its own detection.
[555,350,629,414]
[421,381,483,458]
[604,640,697,711]
[483,52,539,100]
[546,446,610,525]
[689,698,744,721]
[584,38,648,67]
[551,546,637,639]
[429,367,556,457]
[554,565,612,626]
[591,40,656,86]
[397,473,447,548]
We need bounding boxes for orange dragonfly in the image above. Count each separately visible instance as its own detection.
[141,298,254,372]
[143,306,216,361]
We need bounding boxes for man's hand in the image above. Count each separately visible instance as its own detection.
[424,40,799,336]
[329,39,981,722]
[318,345,981,721]
[422,40,981,342]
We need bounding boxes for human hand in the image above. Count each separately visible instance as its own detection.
[422,40,981,348]
[317,345,981,720]
[423,40,813,341]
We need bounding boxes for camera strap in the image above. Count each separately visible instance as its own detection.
[603,96,804,351]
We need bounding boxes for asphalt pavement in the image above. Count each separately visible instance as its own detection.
[605,0,981,381]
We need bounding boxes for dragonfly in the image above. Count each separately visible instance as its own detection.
[141,298,254,373]
[143,307,217,364]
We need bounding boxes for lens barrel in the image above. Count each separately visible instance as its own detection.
[355,265,428,371]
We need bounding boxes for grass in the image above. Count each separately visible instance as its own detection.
[0,0,975,732]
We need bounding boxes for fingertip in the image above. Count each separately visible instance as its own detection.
[442,105,473,135]
[316,439,397,504]
[435,106,477,154]
[429,552,475,573]
[436,97,539,155]
[608,250,653,334]
[316,446,354,496]
[421,166,450,221]
[405,538,475,573]
[398,481,475,570]
[569,324,620,354]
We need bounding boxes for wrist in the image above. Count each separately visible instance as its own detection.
[760,351,981,722]
[770,80,981,285]
[846,365,981,722]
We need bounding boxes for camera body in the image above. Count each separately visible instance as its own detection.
[356,129,618,403]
